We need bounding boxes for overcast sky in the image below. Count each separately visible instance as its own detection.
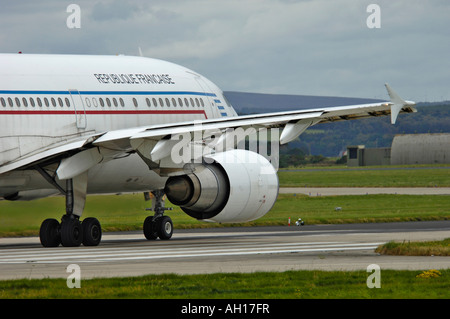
[1,0,449,102]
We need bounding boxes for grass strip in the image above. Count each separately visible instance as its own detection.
[0,269,449,299]
[0,194,449,237]
[278,167,450,187]
[376,238,450,256]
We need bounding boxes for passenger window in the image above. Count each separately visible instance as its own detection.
[152,98,157,107]
[37,98,42,107]
[119,98,124,107]
[30,98,35,107]
[85,98,91,107]
[51,98,56,107]
[44,98,49,107]
[132,98,138,107]
[15,97,21,107]
[178,98,183,107]
[8,97,13,107]
[58,98,63,107]
[172,98,177,107]
[22,97,28,107]
[99,98,104,107]
[92,98,98,107]
[113,98,118,107]
[195,98,200,107]
[1,97,5,107]
[165,98,170,107]
[200,98,205,107]
[106,98,111,107]
[65,98,70,107]
[159,98,164,107]
[146,98,151,107]
[190,98,194,107]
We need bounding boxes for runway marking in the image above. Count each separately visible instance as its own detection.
[0,241,383,264]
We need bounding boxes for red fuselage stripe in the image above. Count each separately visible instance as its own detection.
[0,110,208,118]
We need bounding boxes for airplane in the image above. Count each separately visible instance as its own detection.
[0,53,416,247]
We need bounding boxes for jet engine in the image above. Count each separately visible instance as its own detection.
[164,149,279,223]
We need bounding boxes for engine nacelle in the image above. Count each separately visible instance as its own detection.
[164,149,279,223]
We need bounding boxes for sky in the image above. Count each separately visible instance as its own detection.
[1,0,449,102]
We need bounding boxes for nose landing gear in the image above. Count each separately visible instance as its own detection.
[143,190,174,241]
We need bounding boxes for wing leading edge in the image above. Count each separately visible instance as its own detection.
[0,84,416,178]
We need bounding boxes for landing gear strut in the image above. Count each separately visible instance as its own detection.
[143,190,173,240]
[39,176,102,247]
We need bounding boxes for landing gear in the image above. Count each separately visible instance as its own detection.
[38,176,102,248]
[39,218,61,247]
[143,190,174,240]
[82,217,102,246]
[39,216,102,248]
[60,215,83,247]
[143,215,173,240]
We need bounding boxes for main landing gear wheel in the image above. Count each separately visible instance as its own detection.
[39,217,102,247]
[40,218,61,247]
[143,216,173,240]
[60,216,83,247]
[82,217,102,246]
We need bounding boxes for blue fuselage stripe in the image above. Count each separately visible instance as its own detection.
[0,90,217,97]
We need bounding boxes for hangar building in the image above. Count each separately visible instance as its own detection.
[347,133,450,166]
[390,133,450,165]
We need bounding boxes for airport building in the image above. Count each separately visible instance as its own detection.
[347,133,450,166]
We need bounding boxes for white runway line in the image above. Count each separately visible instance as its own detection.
[0,241,383,264]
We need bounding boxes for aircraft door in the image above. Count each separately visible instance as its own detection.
[69,90,87,129]
[194,76,220,118]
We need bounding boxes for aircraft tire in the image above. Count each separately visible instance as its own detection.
[157,216,173,240]
[82,217,102,246]
[143,216,158,240]
[40,218,61,247]
[61,217,83,247]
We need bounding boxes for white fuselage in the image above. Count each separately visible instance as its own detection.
[0,53,237,198]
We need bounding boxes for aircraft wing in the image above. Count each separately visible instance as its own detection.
[0,84,416,178]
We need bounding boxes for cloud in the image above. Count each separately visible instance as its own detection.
[0,0,449,101]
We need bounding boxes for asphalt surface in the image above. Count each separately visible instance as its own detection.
[0,220,449,280]
[279,187,450,195]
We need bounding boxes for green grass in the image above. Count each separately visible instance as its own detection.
[376,238,450,256]
[278,167,450,187]
[0,193,449,237]
[267,193,450,225]
[0,270,449,299]
[1,166,448,237]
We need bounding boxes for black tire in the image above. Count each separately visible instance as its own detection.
[157,216,173,240]
[82,217,102,246]
[39,218,61,247]
[143,216,158,240]
[61,217,83,247]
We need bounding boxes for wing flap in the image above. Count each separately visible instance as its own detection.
[0,135,102,175]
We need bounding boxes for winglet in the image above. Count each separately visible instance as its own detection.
[385,83,415,124]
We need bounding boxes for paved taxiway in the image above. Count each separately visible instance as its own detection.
[279,187,450,195]
[0,221,448,280]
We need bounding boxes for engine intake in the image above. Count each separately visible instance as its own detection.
[165,164,229,220]
[164,149,279,223]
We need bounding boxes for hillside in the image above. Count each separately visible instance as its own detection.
[224,91,450,157]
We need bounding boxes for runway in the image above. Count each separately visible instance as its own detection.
[0,221,449,280]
